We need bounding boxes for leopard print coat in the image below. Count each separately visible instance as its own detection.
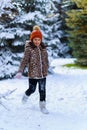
[18,41,49,78]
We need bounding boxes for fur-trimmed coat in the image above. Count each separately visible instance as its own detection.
[18,41,49,78]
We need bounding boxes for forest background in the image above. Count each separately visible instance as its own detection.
[0,0,87,80]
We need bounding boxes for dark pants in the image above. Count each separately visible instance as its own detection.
[25,78,46,101]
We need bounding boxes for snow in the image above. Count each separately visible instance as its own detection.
[0,0,13,10]
[0,32,15,39]
[0,58,87,130]
[17,12,37,23]
[16,29,30,37]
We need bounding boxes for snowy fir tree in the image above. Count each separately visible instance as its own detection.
[42,0,71,57]
[0,0,20,79]
[0,0,71,79]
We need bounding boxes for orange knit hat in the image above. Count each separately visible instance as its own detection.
[30,25,42,41]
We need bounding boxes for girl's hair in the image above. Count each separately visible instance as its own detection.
[40,42,47,48]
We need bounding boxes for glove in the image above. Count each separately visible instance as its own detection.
[15,72,22,79]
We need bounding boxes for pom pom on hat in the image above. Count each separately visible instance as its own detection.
[33,25,41,31]
[30,25,42,40]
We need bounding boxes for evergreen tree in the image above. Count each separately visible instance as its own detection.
[0,0,20,79]
[66,0,87,66]
[0,0,71,79]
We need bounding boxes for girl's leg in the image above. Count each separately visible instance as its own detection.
[38,78,49,114]
[22,78,37,103]
[25,78,37,96]
[38,78,46,101]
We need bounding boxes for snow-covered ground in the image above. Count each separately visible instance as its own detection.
[0,58,87,130]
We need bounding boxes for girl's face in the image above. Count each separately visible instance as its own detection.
[33,37,41,46]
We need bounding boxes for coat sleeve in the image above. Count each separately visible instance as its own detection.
[46,50,49,69]
[18,41,31,73]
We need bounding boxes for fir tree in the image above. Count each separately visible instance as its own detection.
[0,0,20,79]
[66,0,87,66]
[0,0,71,79]
[13,0,70,57]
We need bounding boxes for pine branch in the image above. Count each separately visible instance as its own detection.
[0,100,10,111]
[0,88,17,99]
[0,88,17,111]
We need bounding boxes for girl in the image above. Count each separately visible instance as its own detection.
[15,25,49,114]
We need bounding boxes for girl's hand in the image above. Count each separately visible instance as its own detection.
[15,72,22,79]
